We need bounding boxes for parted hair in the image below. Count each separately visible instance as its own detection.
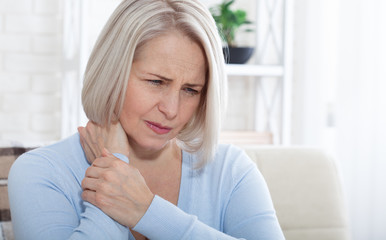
[82,0,227,167]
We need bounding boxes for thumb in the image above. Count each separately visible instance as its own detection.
[102,147,130,164]
[101,147,113,157]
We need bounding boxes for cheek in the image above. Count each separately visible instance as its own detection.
[121,84,150,115]
[180,98,201,123]
[119,91,139,128]
[119,106,133,134]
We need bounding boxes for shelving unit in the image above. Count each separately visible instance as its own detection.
[220,0,293,145]
[226,64,283,77]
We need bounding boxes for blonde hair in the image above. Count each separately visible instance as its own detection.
[82,0,227,167]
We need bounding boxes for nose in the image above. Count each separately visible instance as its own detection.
[158,90,179,120]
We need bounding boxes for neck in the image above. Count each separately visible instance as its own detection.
[128,139,181,167]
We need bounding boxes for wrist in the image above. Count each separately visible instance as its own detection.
[131,193,155,229]
[112,153,129,163]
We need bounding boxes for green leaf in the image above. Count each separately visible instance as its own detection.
[210,0,254,45]
[224,0,235,9]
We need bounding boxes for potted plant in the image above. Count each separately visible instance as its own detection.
[210,0,254,64]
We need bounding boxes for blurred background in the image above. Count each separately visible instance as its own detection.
[0,0,385,239]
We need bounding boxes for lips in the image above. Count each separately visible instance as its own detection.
[145,121,172,135]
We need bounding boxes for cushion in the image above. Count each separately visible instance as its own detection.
[0,147,34,222]
[243,146,350,240]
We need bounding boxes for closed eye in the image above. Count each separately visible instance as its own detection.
[147,79,163,86]
[184,87,200,96]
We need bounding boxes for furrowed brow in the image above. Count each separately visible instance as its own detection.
[184,83,205,88]
[148,73,173,82]
[148,73,204,87]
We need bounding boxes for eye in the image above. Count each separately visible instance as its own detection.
[147,80,163,86]
[184,87,200,96]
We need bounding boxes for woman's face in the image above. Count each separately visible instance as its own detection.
[119,30,207,153]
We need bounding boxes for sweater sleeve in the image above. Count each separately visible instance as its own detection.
[7,151,129,240]
[132,149,284,240]
[222,163,285,239]
[133,195,239,240]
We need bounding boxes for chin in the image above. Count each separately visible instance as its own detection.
[132,136,172,152]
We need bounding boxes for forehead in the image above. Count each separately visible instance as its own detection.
[139,31,206,61]
[133,31,207,81]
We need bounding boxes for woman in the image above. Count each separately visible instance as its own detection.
[8,0,284,239]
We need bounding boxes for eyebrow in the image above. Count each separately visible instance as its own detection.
[148,73,205,87]
[149,73,173,82]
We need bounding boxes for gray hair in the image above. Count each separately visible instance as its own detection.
[82,0,227,167]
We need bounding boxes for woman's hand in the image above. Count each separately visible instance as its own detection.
[78,121,130,164]
[81,148,154,228]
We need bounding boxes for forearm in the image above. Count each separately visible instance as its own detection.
[69,202,128,240]
[133,163,284,240]
[8,152,129,240]
[133,195,243,240]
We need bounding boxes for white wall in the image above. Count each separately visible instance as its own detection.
[0,0,63,145]
[0,0,121,144]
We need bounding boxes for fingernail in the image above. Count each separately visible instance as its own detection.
[103,148,112,155]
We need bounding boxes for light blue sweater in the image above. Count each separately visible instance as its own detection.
[8,134,284,239]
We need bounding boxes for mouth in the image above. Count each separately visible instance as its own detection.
[145,121,172,135]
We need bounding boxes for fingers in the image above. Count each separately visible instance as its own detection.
[78,122,106,164]
[82,189,112,209]
[78,127,96,162]
[84,164,105,178]
[82,166,118,193]
[92,155,118,168]
[81,189,96,204]
[81,176,99,191]
[85,122,103,158]
[78,120,130,161]
[82,187,121,214]
[101,148,113,158]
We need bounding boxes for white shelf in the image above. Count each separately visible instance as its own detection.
[225,64,284,77]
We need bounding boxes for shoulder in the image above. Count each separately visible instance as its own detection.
[8,134,87,185]
[214,144,252,163]
[200,144,258,185]
[214,144,256,174]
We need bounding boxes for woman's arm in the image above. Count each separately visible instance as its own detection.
[81,151,283,240]
[79,122,284,239]
[132,160,285,240]
[8,149,129,240]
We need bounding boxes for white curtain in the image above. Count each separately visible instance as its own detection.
[337,0,386,239]
[292,0,386,239]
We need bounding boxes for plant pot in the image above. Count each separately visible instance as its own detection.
[223,47,254,64]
